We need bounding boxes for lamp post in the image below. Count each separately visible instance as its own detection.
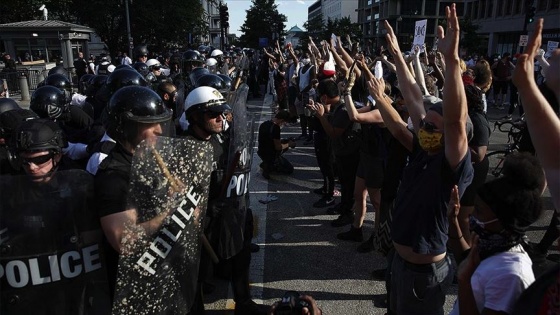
[124,0,133,57]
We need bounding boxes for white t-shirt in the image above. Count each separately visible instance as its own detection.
[86,133,116,175]
[450,244,535,314]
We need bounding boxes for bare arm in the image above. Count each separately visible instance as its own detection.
[412,46,429,96]
[383,20,425,135]
[367,77,413,152]
[512,19,560,208]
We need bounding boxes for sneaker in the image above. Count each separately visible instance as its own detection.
[296,134,308,140]
[331,212,354,227]
[337,226,363,242]
[313,196,335,208]
[497,105,505,110]
[357,235,375,253]
[303,137,314,145]
[500,115,512,120]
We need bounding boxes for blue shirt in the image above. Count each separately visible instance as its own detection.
[391,138,474,255]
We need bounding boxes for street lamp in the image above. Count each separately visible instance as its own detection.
[123,0,133,57]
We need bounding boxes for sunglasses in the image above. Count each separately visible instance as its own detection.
[205,111,223,118]
[21,153,54,166]
[420,119,439,132]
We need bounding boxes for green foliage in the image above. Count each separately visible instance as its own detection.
[1,0,207,55]
[238,0,287,48]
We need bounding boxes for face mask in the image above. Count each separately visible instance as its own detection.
[301,58,310,65]
[417,128,443,152]
[469,215,520,259]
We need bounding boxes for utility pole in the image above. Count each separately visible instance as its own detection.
[219,3,229,50]
[125,0,133,57]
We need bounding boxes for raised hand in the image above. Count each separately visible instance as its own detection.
[383,20,402,57]
[513,19,542,88]
[437,3,460,59]
[367,77,386,100]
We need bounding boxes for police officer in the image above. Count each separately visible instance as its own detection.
[1,118,111,313]
[133,44,149,64]
[181,86,267,315]
[0,100,37,175]
[96,55,112,75]
[93,85,172,297]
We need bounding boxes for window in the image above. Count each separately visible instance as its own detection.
[487,0,493,17]
[537,0,548,11]
[480,0,487,18]
[552,0,560,9]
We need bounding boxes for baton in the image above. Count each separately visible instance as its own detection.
[152,147,220,264]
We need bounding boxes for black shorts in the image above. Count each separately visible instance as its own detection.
[356,152,385,188]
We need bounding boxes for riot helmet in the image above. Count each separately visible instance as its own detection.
[44,73,72,92]
[0,98,21,115]
[146,59,162,70]
[198,45,210,56]
[0,109,38,141]
[107,86,172,147]
[183,86,231,119]
[14,118,68,153]
[85,75,108,97]
[205,58,217,68]
[196,74,224,91]
[210,49,224,58]
[107,68,148,94]
[189,67,210,87]
[133,45,149,60]
[182,50,205,73]
[217,74,233,91]
[132,62,150,77]
[115,64,133,71]
[30,86,68,119]
[47,65,66,76]
[79,74,94,94]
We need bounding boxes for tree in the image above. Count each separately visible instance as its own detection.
[238,0,287,48]
[304,14,323,40]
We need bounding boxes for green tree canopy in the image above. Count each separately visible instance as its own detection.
[1,0,207,55]
[238,0,287,48]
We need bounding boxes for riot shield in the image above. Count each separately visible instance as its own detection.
[112,136,212,315]
[210,83,255,260]
[0,170,111,315]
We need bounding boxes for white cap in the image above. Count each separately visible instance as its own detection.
[146,58,161,68]
[206,58,217,67]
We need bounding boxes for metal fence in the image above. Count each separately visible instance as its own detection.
[0,68,75,96]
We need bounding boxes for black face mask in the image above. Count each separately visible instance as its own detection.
[469,216,522,260]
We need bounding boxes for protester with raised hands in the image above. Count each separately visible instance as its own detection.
[367,4,473,314]
[512,18,560,209]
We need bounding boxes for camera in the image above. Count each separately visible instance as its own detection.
[274,291,310,315]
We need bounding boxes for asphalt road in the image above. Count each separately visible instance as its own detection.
[12,92,558,314]
[204,95,559,315]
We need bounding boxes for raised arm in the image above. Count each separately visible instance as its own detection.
[512,18,560,208]
[412,45,430,96]
[438,4,469,169]
[383,20,425,134]
[367,77,413,152]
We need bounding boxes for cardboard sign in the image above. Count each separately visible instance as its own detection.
[519,35,529,47]
[412,19,428,50]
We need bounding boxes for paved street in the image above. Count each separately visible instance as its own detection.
[204,95,559,314]
[12,92,558,314]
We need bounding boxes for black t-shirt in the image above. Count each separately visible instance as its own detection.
[468,111,491,148]
[59,105,94,143]
[93,143,132,294]
[257,120,280,162]
[74,58,88,74]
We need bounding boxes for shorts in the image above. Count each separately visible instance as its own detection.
[493,80,509,95]
[355,152,384,188]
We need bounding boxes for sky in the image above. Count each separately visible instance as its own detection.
[224,0,316,37]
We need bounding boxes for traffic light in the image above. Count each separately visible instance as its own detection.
[220,4,229,29]
[525,6,536,24]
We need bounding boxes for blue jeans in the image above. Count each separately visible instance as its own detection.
[389,251,453,315]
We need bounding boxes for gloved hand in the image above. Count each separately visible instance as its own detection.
[207,198,230,218]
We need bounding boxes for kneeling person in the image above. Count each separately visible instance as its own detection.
[257,110,296,179]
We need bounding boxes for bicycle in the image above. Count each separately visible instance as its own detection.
[486,119,526,177]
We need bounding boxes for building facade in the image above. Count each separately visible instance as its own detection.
[465,0,560,56]
[322,0,359,23]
